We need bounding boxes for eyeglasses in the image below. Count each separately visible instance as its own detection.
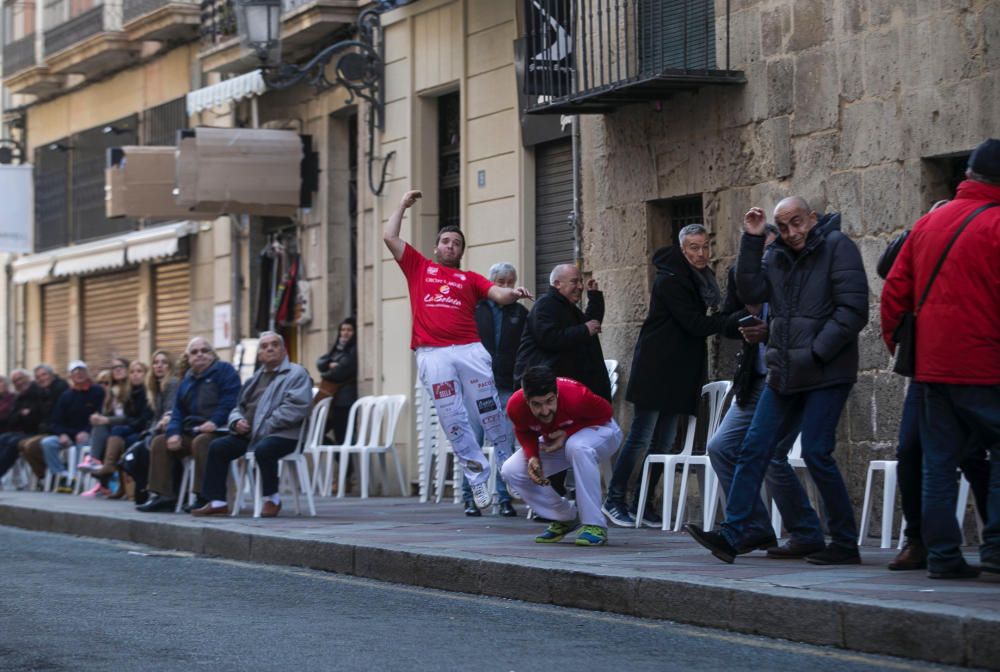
[189,347,212,355]
[112,364,126,370]
[259,342,282,350]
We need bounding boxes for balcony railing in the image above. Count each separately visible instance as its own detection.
[3,34,37,75]
[199,0,237,46]
[520,0,744,114]
[44,5,105,56]
[124,0,176,24]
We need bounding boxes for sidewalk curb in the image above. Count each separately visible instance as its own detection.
[2,502,997,669]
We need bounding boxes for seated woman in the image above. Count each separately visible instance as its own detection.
[316,317,358,494]
[81,359,151,497]
[119,351,178,505]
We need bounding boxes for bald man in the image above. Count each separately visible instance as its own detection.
[685,196,868,567]
[514,264,611,402]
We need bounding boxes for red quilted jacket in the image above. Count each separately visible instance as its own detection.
[881,180,1000,384]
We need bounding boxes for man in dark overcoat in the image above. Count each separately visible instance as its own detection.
[602,224,728,527]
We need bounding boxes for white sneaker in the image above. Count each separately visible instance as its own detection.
[470,480,492,509]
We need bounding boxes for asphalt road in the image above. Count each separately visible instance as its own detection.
[0,526,974,672]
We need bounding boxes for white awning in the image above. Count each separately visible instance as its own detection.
[126,221,199,263]
[187,70,267,115]
[11,253,54,284]
[52,238,126,277]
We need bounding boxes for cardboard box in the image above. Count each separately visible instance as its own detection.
[105,146,218,220]
[174,127,303,217]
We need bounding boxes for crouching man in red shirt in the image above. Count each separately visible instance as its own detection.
[502,366,622,546]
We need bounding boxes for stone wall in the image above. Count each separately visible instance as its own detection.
[580,0,999,530]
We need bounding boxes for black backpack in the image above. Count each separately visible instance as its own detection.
[876,230,910,280]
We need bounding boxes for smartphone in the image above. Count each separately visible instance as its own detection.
[738,314,764,328]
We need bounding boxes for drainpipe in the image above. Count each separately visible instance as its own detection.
[571,115,582,265]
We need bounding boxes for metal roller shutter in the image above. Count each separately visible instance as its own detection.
[153,261,191,358]
[42,282,71,372]
[82,270,140,370]
[534,138,575,296]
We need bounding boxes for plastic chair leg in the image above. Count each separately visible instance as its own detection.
[674,463,691,532]
[634,460,653,530]
[880,466,897,549]
[858,465,875,546]
[360,452,370,499]
[660,461,676,532]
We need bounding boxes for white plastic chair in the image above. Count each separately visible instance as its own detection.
[858,459,899,548]
[634,381,732,531]
[175,457,196,512]
[769,434,811,537]
[338,394,408,499]
[605,359,619,400]
[312,396,375,497]
[672,381,732,531]
[44,444,80,493]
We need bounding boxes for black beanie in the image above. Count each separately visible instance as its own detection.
[968,139,1000,180]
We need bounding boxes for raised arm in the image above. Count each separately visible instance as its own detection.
[487,285,533,305]
[383,190,422,261]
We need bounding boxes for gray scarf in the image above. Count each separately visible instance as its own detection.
[691,266,721,311]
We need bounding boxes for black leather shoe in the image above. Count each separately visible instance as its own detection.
[683,524,737,564]
[136,494,177,513]
[498,501,517,517]
[928,562,981,579]
[736,531,778,555]
[766,539,826,559]
[981,557,1000,574]
[806,543,862,565]
[464,501,482,517]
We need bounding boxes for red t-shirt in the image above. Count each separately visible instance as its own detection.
[505,377,613,460]
[397,243,494,350]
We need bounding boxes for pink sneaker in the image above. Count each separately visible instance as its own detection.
[80,483,110,498]
[77,456,102,473]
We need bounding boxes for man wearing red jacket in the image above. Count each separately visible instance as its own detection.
[502,366,622,546]
[881,138,1000,580]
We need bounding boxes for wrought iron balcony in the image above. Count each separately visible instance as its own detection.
[123,0,200,41]
[519,0,744,115]
[44,5,105,57]
[3,35,37,76]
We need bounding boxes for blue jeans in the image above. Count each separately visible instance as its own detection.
[919,383,1000,571]
[41,435,75,475]
[721,384,857,549]
[897,382,990,541]
[604,406,680,508]
[708,377,823,544]
[461,389,513,504]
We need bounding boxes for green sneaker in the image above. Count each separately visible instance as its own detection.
[535,519,581,543]
[575,525,608,546]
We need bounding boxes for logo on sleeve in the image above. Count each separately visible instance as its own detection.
[432,381,456,399]
[428,266,439,275]
[476,397,498,414]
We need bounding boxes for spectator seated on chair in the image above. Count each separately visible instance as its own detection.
[502,367,622,547]
[39,361,105,493]
[81,360,152,499]
[120,351,179,506]
[17,364,70,483]
[193,331,312,518]
[0,372,24,481]
[138,337,241,513]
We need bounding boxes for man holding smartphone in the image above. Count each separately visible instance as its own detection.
[686,197,868,565]
[706,225,826,557]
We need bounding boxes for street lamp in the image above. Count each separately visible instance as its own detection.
[236,5,394,195]
[234,0,282,66]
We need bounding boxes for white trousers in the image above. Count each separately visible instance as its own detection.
[501,420,622,527]
[416,343,515,486]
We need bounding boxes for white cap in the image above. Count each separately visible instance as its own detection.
[68,359,87,372]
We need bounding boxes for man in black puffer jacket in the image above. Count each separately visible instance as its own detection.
[686,197,868,567]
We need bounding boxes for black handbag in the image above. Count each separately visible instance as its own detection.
[893,203,998,377]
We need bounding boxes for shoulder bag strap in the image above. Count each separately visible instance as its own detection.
[916,202,999,312]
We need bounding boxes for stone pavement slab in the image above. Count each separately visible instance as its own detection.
[1,491,997,669]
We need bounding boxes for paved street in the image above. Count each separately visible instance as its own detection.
[0,526,974,672]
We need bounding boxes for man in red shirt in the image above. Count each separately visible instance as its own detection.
[881,139,1000,579]
[502,366,622,546]
[384,190,533,509]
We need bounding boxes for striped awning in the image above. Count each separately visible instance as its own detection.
[186,70,267,115]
